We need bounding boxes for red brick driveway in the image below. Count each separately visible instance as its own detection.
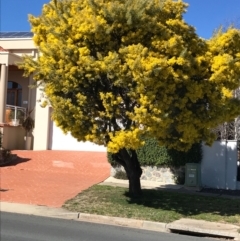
[0,151,110,207]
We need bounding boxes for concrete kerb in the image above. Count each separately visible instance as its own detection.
[68,214,240,240]
[167,219,240,240]
[1,202,239,239]
[78,213,168,232]
[0,202,169,233]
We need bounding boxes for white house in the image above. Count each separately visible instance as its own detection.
[0,32,106,152]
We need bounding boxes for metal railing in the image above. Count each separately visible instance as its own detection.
[5,105,26,125]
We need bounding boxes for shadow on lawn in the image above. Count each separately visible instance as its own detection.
[124,189,240,218]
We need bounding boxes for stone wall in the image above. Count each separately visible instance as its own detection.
[111,165,185,184]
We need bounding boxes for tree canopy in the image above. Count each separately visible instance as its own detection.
[21,0,240,153]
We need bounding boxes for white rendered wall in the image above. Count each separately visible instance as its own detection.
[201,141,238,190]
[49,120,106,152]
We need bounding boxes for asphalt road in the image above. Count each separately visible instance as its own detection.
[1,212,213,241]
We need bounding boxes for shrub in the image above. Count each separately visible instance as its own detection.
[108,139,202,168]
[0,130,12,165]
[172,168,185,185]
[114,170,128,180]
[9,109,25,124]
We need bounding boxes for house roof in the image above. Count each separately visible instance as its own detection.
[0,32,33,39]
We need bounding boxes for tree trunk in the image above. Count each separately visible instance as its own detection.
[112,148,142,197]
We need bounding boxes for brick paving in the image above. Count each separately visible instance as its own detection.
[0,151,110,207]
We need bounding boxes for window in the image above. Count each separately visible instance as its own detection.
[7,81,22,106]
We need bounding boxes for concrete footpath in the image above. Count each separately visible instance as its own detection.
[1,177,240,240]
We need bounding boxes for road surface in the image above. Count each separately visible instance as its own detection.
[1,212,213,241]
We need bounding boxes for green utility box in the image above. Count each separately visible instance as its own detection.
[185,163,201,187]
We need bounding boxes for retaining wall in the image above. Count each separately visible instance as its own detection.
[111,165,184,184]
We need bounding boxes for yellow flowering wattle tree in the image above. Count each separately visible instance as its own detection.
[20,0,240,196]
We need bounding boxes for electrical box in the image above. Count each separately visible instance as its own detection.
[185,163,201,187]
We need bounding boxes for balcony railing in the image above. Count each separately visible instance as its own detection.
[5,105,26,126]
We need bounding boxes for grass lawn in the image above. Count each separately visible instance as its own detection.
[63,185,240,225]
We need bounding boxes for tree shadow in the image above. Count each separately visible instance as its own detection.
[0,189,9,192]
[124,189,240,218]
[0,155,31,167]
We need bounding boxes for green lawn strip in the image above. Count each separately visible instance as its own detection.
[63,185,240,225]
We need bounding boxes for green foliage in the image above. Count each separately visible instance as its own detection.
[9,109,25,124]
[22,116,35,133]
[22,109,35,134]
[0,130,12,165]
[114,170,128,180]
[108,139,202,168]
[20,0,240,153]
[173,169,185,184]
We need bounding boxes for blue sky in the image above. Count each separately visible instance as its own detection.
[0,0,240,39]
